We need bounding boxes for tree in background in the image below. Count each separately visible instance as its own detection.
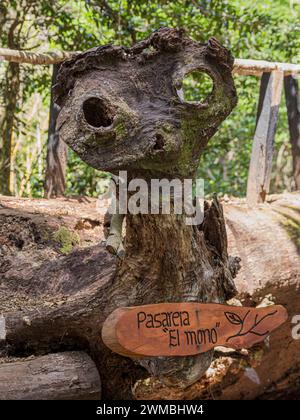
[0,0,100,196]
[0,0,299,197]
[0,0,57,195]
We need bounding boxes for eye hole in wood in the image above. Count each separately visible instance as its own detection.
[181,71,214,104]
[82,97,114,128]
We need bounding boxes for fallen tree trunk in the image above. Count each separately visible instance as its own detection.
[0,192,299,399]
[0,352,101,400]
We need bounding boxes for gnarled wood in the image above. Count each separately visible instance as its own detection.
[54,28,238,387]
[55,29,237,179]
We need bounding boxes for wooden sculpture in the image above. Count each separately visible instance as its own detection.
[54,27,241,390]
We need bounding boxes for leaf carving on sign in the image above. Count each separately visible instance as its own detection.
[224,311,243,325]
[225,309,278,342]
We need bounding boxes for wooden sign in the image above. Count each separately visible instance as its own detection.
[102,303,287,358]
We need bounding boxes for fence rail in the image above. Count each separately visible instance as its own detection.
[1,47,300,76]
[0,47,299,204]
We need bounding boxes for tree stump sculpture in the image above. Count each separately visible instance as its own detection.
[0,28,243,400]
[54,28,239,391]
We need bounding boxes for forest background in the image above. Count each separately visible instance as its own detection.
[0,0,299,198]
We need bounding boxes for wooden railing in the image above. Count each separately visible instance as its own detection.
[1,48,300,75]
[1,48,299,204]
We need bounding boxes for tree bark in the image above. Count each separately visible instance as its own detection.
[0,351,101,400]
[0,62,20,195]
[44,64,67,198]
[0,13,22,196]
[105,199,238,387]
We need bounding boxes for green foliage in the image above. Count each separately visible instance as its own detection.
[198,75,260,196]
[66,149,111,197]
[0,0,299,197]
[182,72,214,103]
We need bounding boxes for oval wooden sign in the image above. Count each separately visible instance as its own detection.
[102,303,287,358]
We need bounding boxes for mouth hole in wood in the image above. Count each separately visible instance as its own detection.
[82,97,114,128]
[181,71,214,104]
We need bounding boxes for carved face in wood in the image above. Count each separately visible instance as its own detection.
[55,28,237,178]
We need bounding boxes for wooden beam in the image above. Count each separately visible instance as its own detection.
[0,352,101,400]
[255,73,271,129]
[246,70,284,206]
[0,48,74,65]
[233,59,300,77]
[284,75,300,190]
[0,47,300,76]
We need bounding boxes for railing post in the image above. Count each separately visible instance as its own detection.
[246,70,284,206]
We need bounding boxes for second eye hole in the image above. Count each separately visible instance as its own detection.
[181,71,214,104]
